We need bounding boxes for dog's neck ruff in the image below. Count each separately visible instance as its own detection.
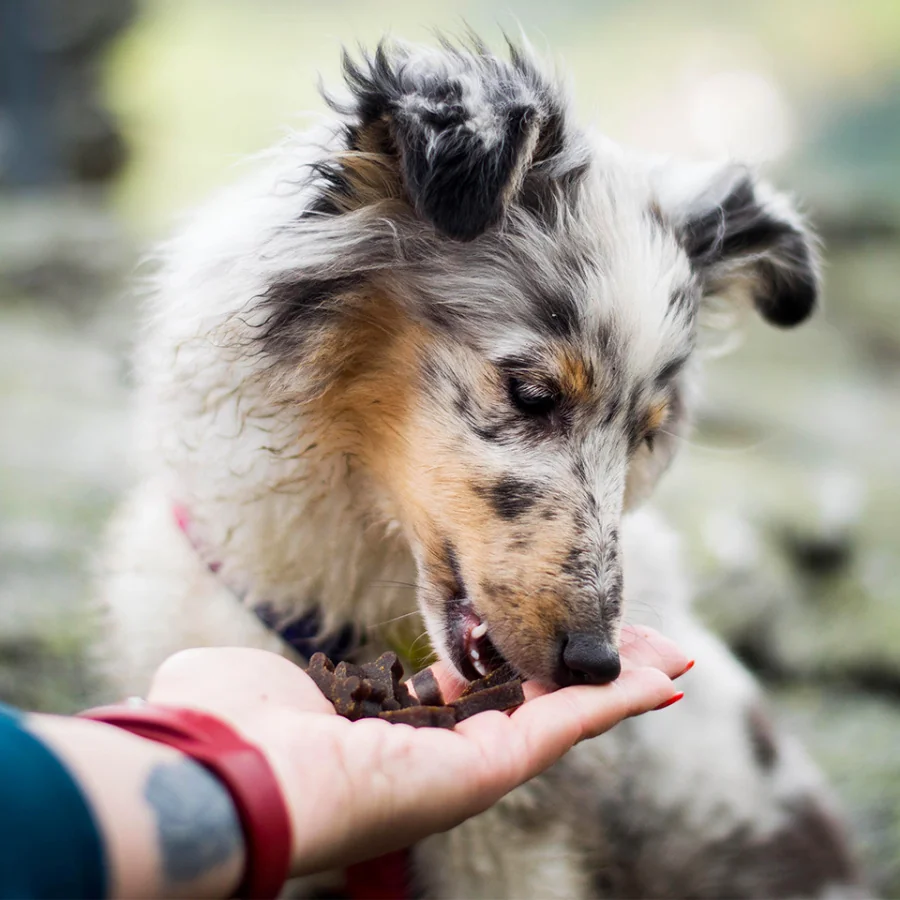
[172,505,360,663]
[173,505,412,900]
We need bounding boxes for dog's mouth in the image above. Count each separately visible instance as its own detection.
[446,594,511,682]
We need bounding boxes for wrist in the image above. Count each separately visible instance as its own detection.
[139,690,321,879]
[213,705,321,878]
[30,714,245,899]
[78,701,292,898]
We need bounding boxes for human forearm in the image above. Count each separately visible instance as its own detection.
[25,713,246,900]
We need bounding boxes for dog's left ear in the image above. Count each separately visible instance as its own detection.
[654,162,820,327]
[333,41,556,241]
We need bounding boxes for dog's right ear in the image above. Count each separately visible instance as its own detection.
[653,161,820,328]
[323,40,556,241]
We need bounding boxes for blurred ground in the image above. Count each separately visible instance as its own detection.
[1,0,898,893]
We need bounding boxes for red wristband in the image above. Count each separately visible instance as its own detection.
[78,702,292,899]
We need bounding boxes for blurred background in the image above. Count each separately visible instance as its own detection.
[1,0,898,891]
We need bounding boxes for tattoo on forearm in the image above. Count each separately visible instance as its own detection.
[144,759,243,884]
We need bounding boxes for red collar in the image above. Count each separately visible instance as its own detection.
[173,504,412,899]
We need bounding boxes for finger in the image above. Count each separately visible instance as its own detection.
[512,666,676,746]
[617,624,690,679]
[457,667,676,788]
[522,680,551,702]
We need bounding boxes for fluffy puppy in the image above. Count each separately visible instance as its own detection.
[99,35,864,898]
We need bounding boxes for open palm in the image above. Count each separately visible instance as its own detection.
[148,625,688,877]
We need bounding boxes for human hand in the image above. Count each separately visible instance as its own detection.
[147,625,688,877]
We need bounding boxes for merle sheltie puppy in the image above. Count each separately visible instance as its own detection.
[100,35,865,899]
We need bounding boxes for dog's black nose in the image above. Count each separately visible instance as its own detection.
[558,633,621,686]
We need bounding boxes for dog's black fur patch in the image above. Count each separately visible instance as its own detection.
[753,240,819,328]
[258,275,363,360]
[624,386,646,451]
[444,540,465,598]
[655,354,690,387]
[680,176,818,328]
[667,284,695,317]
[330,39,573,242]
[535,291,580,339]
[478,475,543,520]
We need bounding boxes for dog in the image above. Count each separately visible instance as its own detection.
[99,35,865,898]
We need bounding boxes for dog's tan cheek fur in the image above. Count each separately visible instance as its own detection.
[312,302,585,672]
[556,348,595,403]
[312,298,458,541]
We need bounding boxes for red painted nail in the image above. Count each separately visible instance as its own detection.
[653,691,684,711]
[675,660,695,679]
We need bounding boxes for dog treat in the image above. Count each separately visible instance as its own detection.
[334,660,365,681]
[306,652,336,698]
[305,650,524,728]
[409,667,444,707]
[459,663,518,697]
[331,673,370,720]
[360,654,397,704]
[451,681,526,722]
[379,706,457,729]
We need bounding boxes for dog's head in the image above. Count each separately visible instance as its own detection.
[256,37,819,685]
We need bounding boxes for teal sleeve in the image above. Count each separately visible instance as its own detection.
[0,702,107,899]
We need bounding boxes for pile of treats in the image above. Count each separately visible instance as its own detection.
[306,651,524,728]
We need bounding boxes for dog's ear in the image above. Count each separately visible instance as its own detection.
[329,40,556,241]
[654,162,820,327]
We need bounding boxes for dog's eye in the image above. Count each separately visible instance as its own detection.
[508,377,558,418]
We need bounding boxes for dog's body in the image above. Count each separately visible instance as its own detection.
[100,37,864,897]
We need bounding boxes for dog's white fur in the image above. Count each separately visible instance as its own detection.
[99,37,863,898]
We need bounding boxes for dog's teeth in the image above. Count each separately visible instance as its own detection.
[471,622,488,640]
[472,656,488,677]
[469,648,481,661]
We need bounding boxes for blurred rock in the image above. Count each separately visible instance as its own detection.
[0,196,134,712]
[0,192,131,310]
[0,0,136,187]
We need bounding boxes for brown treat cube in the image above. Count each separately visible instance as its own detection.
[334,660,366,681]
[361,652,401,705]
[374,652,418,709]
[307,652,334,674]
[306,653,337,700]
[393,664,417,707]
[394,679,416,709]
[359,699,386,718]
[459,664,518,698]
[409,668,444,707]
[451,680,525,722]
[379,706,457,729]
[333,674,374,720]
[306,653,524,729]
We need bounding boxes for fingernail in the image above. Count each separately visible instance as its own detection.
[675,660,695,679]
[653,691,684,711]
